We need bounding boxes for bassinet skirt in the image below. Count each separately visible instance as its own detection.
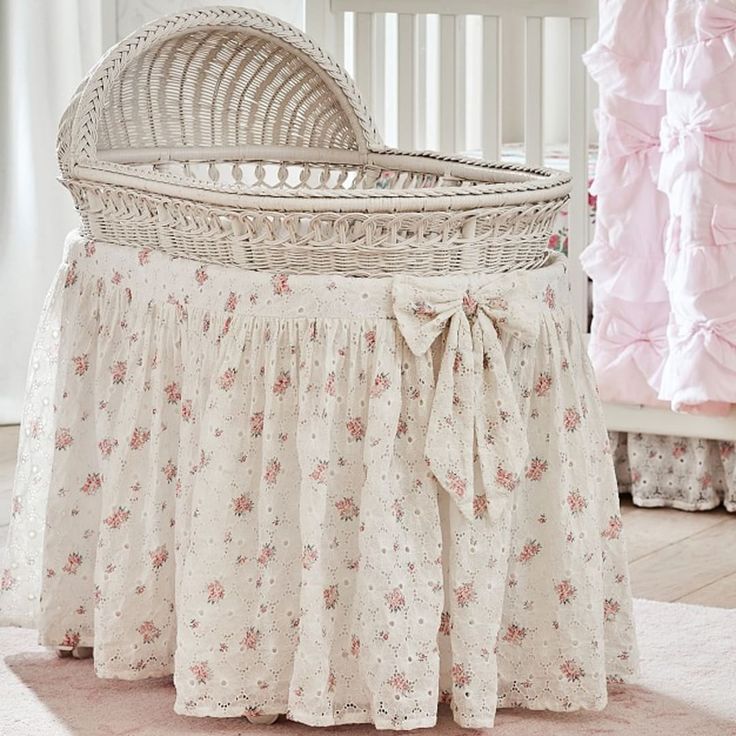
[0,232,637,729]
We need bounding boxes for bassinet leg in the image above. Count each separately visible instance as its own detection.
[71,646,94,659]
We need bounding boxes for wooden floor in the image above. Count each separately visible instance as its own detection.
[0,424,734,608]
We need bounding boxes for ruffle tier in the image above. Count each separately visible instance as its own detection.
[0,234,638,729]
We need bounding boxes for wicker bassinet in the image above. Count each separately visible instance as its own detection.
[57,7,571,276]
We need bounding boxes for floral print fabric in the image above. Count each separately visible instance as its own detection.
[0,233,637,729]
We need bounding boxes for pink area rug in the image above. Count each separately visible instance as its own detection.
[1,599,734,736]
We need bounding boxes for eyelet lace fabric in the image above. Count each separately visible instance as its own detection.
[0,232,638,729]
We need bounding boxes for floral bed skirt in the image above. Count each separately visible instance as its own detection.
[0,232,637,729]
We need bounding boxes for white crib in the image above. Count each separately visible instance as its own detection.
[304,0,736,443]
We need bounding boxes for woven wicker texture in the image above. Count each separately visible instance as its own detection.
[57,6,572,276]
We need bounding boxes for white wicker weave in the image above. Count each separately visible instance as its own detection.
[57,6,571,276]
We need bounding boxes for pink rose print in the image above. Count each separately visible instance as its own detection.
[64,261,78,287]
[412,300,437,319]
[472,493,488,519]
[439,611,451,636]
[110,360,127,384]
[224,291,239,312]
[543,285,556,309]
[346,417,365,441]
[310,460,329,484]
[273,371,291,395]
[699,472,714,491]
[162,460,177,483]
[232,493,254,516]
[517,539,543,563]
[324,371,336,396]
[454,582,477,608]
[181,400,194,422]
[563,407,581,431]
[130,427,151,450]
[335,496,359,521]
[137,248,151,265]
[385,587,406,612]
[396,416,408,438]
[565,492,587,518]
[103,506,130,529]
[194,266,208,285]
[323,584,339,609]
[534,372,553,397]
[603,598,620,622]
[502,623,527,646]
[217,367,237,391]
[272,273,292,296]
[560,659,584,682]
[451,663,472,687]
[602,515,623,540]
[387,671,414,695]
[302,544,318,570]
[263,458,281,487]
[190,661,210,684]
[81,473,103,495]
[351,635,361,656]
[364,330,376,353]
[98,438,118,457]
[548,233,560,249]
[369,372,391,398]
[555,579,577,605]
[446,471,467,499]
[61,630,81,649]
[62,552,83,575]
[72,354,89,376]
[54,427,74,451]
[137,620,161,644]
[453,350,464,374]
[84,240,96,257]
[164,381,181,404]
[525,457,548,481]
[250,411,264,437]
[495,465,519,491]
[149,545,169,570]
[207,580,225,604]
[1,569,16,592]
[257,543,276,567]
[241,627,261,650]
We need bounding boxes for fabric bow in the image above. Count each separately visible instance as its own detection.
[697,1,736,53]
[392,275,540,524]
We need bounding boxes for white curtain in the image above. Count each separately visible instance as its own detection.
[0,0,104,423]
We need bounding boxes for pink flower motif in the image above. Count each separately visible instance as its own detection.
[364,330,376,353]
[98,438,118,457]
[385,587,406,612]
[137,620,161,644]
[149,545,169,570]
[439,611,451,636]
[302,544,318,570]
[525,457,548,481]
[387,671,414,695]
[81,473,103,495]
[603,598,620,622]
[555,579,577,605]
[309,460,329,484]
[61,630,80,648]
[721,442,735,460]
[502,623,527,646]
[472,493,488,519]
[495,465,519,491]
[54,428,74,451]
[451,663,472,687]
[103,506,130,529]
[257,543,276,567]
[190,661,210,684]
[452,350,464,373]
[602,515,623,540]
[194,266,208,285]
[249,411,264,437]
[324,371,336,396]
[62,552,83,575]
[396,416,408,438]
[224,291,239,312]
[64,261,78,287]
[548,233,561,249]
[129,427,151,450]
[699,472,714,491]
[323,584,339,609]
[370,372,391,398]
[110,360,127,384]
[453,582,477,608]
[346,417,365,441]
[446,471,467,499]
[217,367,238,391]
[560,658,584,682]
[335,496,359,521]
[563,408,581,431]
[412,300,437,319]
[273,371,291,395]
[567,490,587,514]
[181,400,194,422]
[241,627,261,650]
[272,273,292,296]
[162,460,177,483]
[263,458,281,487]
[137,249,151,265]
[1,569,16,592]
[232,493,253,516]
[72,354,89,376]
[351,635,361,656]
[543,286,556,309]
[84,240,96,257]
[164,382,181,404]
[517,539,543,563]
[534,372,552,397]
[207,580,225,604]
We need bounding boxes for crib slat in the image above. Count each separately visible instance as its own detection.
[568,16,590,329]
[482,15,501,161]
[525,16,544,166]
[334,10,346,67]
[439,14,457,153]
[415,14,427,149]
[455,16,467,154]
[397,13,416,149]
[373,14,387,137]
[354,12,374,111]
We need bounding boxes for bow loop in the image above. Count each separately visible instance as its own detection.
[392,275,540,524]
